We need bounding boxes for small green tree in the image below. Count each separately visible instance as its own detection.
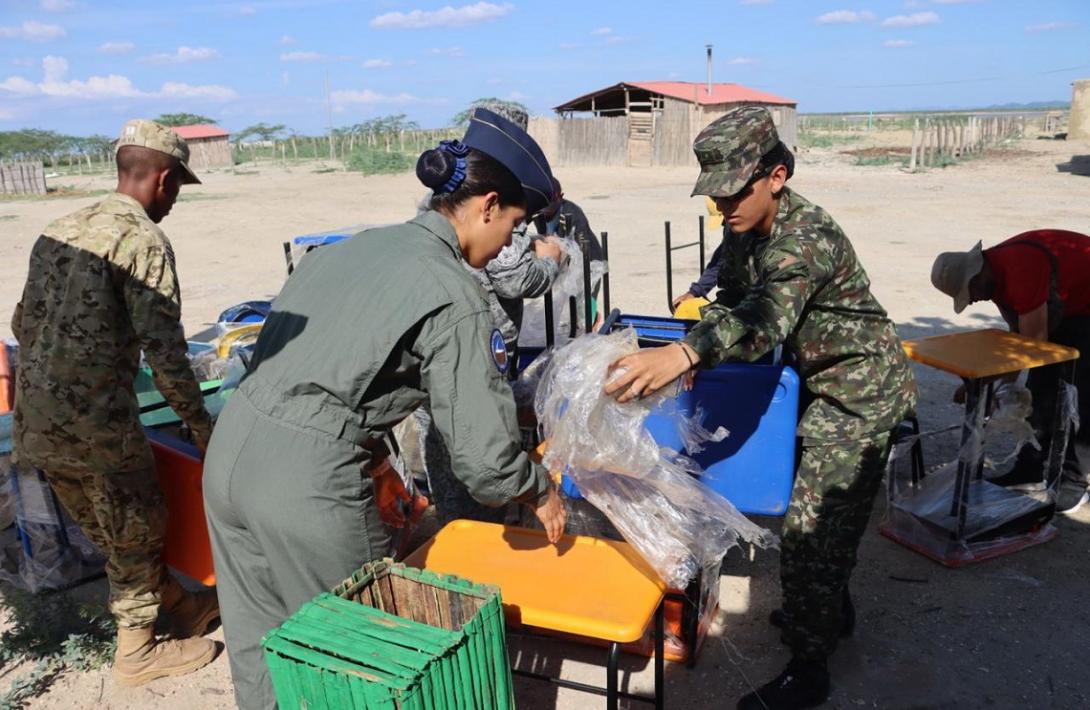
[236,123,286,143]
[154,113,218,127]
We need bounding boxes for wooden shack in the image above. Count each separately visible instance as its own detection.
[171,124,233,170]
[539,81,797,168]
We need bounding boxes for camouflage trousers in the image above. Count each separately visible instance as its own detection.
[44,465,167,629]
[413,407,507,526]
[780,430,893,661]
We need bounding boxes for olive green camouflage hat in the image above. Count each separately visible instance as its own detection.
[116,119,201,185]
[691,105,780,198]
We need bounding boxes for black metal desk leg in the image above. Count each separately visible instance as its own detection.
[655,603,665,710]
[607,642,620,710]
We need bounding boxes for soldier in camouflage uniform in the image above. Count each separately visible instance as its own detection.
[418,101,563,526]
[606,106,918,710]
[11,120,221,687]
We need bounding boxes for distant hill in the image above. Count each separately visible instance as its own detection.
[979,100,1069,111]
[804,100,1070,116]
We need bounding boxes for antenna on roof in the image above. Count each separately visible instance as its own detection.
[706,44,713,95]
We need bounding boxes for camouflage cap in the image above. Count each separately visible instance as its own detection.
[115,119,201,185]
[469,99,528,131]
[691,105,780,198]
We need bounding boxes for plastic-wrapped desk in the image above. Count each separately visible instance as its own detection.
[886,329,1079,564]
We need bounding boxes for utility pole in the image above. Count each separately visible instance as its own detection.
[706,44,713,95]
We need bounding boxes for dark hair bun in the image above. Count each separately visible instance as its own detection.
[416,149,456,190]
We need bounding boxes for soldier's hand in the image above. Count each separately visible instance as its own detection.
[605,343,698,403]
[672,291,696,309]
[532,484,567,544]
[533,238,562,264]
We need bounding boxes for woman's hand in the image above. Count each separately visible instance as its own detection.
[604,342,698,403]
[532,484,567,544]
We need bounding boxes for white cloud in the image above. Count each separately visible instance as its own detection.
[604,35,631,45]
[279,35,297,45]
[280,51,326,62]
[40,0,76,11]
[330,89,422,106]
[159,82,237,100]
[0,21,67,41]
[590,26,612,35]
[11,57,37,68]
[881,11,939,27]
[143,46,221,65]
[740,0,773,4]
[728,56,758,65]
[1025,21,1075,33]
[0,106,15,121]
[507,90,528,101]
[238,4,256,15]
[362,58,393,69]
[558,42,581,50]
[932,0,981,4]
[0,56,237,101]
[429,46,465,57]
[815,10,876,24]
[98,41,135,55]
[883,39,914,47]
[371,2,513,30]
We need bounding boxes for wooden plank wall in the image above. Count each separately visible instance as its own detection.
[187,137,234,169]
[543,117,629,167]
[652,99,692,167]
[0,161,47,195]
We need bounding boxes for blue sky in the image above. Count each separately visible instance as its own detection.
[1,0,1087,136]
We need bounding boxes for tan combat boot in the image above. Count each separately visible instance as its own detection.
[113,625,217,687]
[160,576,221,638]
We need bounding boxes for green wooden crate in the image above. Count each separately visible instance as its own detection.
[262,559,515,710]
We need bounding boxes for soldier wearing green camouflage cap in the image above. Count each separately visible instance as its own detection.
[606,106,918,709]
[11,118,219,687]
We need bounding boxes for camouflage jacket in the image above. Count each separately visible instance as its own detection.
[473,223,559,348]
[683,187,918,443]
[11,192,211,473]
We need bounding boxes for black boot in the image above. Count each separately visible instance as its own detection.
[737,657,830,709]
[769,588,855,638]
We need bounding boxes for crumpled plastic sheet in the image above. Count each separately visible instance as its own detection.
[519,237,608,348]
[534,329,776,589]
[0,453,105,593]
[882,382,1079,562]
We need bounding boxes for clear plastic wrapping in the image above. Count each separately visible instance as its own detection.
[881,381,1077,566]
[519,238,607,348]
[0,417,105,593]
[534,329,776,588]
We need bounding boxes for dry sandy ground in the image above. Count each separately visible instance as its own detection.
[1,136,1089,709]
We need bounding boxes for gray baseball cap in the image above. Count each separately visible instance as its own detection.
[116,119,201,185]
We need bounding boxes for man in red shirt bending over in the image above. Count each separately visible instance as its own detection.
[932,230,1090,506]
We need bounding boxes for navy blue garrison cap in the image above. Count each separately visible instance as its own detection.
[462,107,554,217]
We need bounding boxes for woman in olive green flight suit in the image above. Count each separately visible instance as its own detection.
[203,108,566,710]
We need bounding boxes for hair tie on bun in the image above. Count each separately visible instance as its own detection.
[437,140,468,193]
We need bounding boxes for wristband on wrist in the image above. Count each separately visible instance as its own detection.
[677,342,697,369]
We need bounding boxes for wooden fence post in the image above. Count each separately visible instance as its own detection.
[909,118,919,171]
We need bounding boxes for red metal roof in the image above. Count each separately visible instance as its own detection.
[629,81,796,106]
[554,81,796,111]
[170,124,229,140]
